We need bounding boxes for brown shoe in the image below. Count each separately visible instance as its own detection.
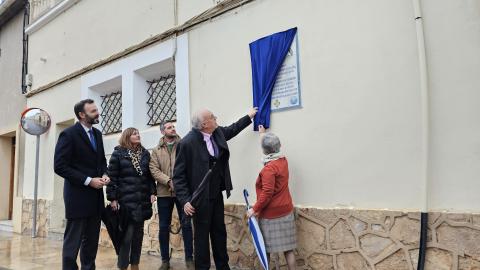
[159,261,170,270]
[131,265,139,270]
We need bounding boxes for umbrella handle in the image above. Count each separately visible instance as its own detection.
[190,162,217,208]
[243,189,250,209]
[190,168,213,206]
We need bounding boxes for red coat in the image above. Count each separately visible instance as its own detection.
[253,157,294,219]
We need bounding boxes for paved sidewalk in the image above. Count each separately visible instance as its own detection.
[0,231,192,270]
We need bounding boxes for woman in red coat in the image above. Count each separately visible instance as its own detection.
[247,125,297,270]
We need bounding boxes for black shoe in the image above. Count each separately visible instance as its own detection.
[186,258,194,270]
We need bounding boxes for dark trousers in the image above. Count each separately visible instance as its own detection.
[62,216,101,270]
[193,194,230,270]
[117,221,144,269]
[157,197,194,262]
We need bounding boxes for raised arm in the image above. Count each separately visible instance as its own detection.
[220,108,257,141]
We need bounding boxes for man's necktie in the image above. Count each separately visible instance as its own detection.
[88,129,97,151]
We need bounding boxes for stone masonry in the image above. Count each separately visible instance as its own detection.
[21,198,480,269]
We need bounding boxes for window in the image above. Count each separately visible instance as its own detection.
[100,91,122,135]
[146,74,176,126]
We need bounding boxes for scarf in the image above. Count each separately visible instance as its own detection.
[262,152,284,165]
[128,147,144,176]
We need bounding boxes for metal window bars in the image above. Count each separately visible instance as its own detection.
[100,91,122,135]
[146,75,177,126]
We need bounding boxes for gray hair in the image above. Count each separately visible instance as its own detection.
[191,109,206,130]
[261,133,281,154]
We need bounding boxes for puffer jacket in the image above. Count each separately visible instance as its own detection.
[106,146,156,222]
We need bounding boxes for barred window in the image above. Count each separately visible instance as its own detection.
[100,91,122,135]
[146,75,177,126]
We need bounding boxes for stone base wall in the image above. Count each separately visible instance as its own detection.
[223,206,480,270]
[21,198,50,237]
[21,198,480,269]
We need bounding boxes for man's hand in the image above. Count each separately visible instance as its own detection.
[248,107,258,119]
[258,125,266,134]
[184,202,196,216]
[89,177,105,189]
[101,175,111,185]
[168,180,174,192]
[111,200,119,211]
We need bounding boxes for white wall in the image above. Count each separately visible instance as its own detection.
[186,0,480,212]
[187,0,424,210]
[0,12,26,131]
[23,79,81,199]
[26,0,218,90]
[81,34,190,154]
[23,0,480,213]
[177,0,215,25]
[0,137,12,219]
[27,0,175,89]
[423,0,480,212]
[0,10,26,224]
[22,35,190,200]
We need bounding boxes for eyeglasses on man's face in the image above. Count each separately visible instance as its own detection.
[205,114,217,122]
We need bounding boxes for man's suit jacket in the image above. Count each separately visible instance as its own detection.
[173,115,252,208]
[54,122,107,219]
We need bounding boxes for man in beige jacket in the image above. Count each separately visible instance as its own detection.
[149,120,193,270]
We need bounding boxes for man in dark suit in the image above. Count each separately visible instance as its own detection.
[173,107,257,270]
[54,99,110,270]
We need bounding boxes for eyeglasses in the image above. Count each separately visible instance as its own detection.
[203,114,217,124]
[207,114,217,121]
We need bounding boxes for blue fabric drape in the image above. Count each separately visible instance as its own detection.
[250,27,297,130]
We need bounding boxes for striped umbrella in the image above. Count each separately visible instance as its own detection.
[243,189,269,270]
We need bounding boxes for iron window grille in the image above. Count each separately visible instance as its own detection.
[146,75,177,126]
[100,91,122,135]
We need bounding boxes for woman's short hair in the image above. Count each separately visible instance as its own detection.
[261,133,281,155]
[119,127,140,149]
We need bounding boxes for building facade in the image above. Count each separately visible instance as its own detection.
[0,0,27,233]
[17,0,480,269]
